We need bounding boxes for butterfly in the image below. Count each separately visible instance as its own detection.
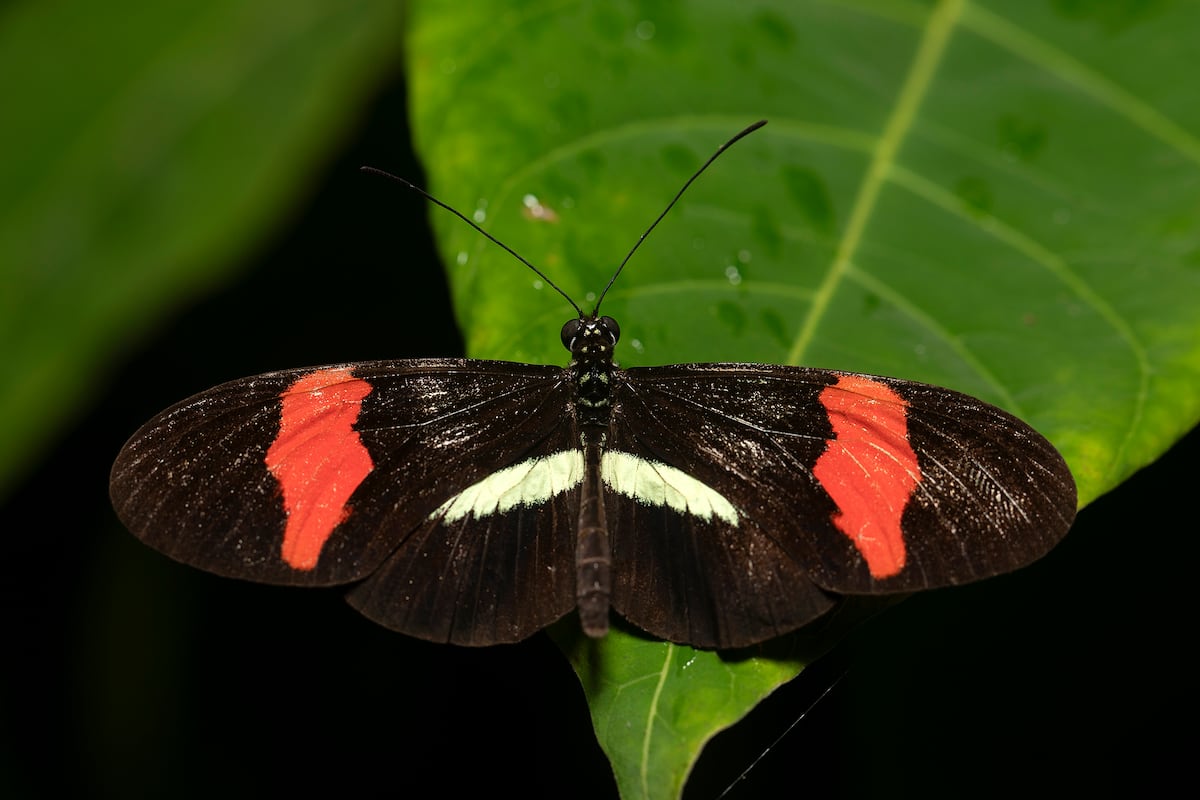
[110,121,1076,649]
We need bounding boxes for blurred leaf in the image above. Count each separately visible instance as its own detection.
[0,0,404,497]
[408,0,1200,796]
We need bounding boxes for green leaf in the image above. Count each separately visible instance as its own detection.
[0,0,403,498]
[408,0,1200,796]
[549,603,873,799]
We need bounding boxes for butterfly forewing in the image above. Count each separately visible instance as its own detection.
[607,364,1075,617]
[111,360,575,595]
[877,379,1076,588]
[111,369,337,583]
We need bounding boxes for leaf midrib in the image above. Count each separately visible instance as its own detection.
[786,0,965,366]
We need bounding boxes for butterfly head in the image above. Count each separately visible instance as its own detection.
[561,314,620,357]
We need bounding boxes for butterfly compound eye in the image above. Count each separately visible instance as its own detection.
[560,318,583,350]
[599,316,620,344]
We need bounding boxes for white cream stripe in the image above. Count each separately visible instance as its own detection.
[435,451,584,522]
[432,450,739,526]
[601,451,739,525]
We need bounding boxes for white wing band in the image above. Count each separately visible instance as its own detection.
[600,451,739,524]
[434,451,585,522]
[432,449,738,525]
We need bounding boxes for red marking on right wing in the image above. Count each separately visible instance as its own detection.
[812,375,921,579]
[265,368,374,570]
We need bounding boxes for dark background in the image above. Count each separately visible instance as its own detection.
[2,73,1194,799]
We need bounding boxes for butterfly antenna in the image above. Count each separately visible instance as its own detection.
[592,119,767,315]
[360,166,585,318]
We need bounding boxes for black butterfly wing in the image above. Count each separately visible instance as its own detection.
[346,361,583,644]
[839,376,1077,589]
[111,359,580,645]
[606,363,1076,649]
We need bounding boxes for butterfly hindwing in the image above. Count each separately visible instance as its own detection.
[601,490,839,649]
[346,490,579,646]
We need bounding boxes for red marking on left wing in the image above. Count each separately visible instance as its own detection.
[265,368,374,570]
[812,375,921,579]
